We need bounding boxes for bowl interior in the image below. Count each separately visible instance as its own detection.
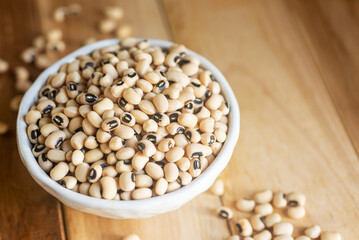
[16,38,240,217]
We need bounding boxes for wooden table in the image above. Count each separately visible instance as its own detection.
[1,0,358,239]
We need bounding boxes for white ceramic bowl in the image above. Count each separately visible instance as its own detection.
[17,39,240,219]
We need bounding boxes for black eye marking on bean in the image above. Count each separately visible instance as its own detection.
[48,90,58,99]
[84,93,98,103]
[75,127,83,133]
[194,106,202,115]
[176,127,185,134]
[155,161,165,167]
[91,73,95,79]
[153,113,162,123]
[260,216,265,224]
[194,98,202,104]
[43,105,53,114]
[191,81,201,88]
[59,180,66,187]
[107,120,119,130]
[164,94,170,99]
[67,83,77,91]
[137,142,145,151]
[168,80,175,85]
[156,80,166,90]
[119,98,127,107]
[100,163,109,168]
[283,193,287,199]
[124,160,131,165]
[225,102,229,108]
[210,74,215,81]
[131,173,135,182]
[34,144,45,152]
[146,134,157,143]
[178,59,190,67]
[219,210,229,219]
[193,159,201,169]
[122,114,132,123]
[288,200,298,207]
[209,135,216,145]
[160,71,166,77]
[41,153,48,162]
[184,101,193,110]
[177,176,182,185]
[128,72,136,78]
[235,223,243,232]
[103,59,110,65]
[179,51,186,56]
[41,87,50,96]
[205,89,211,98]
[192,152,203,158]
[84,62,94,68]
[169,113,179,122]
[55,137,63,148]
[174,55,181,63]
[116,80,125,86]
[185,131,192,140]
[88,168,97,180]
[53,116,64,126]
[31,129,40,139]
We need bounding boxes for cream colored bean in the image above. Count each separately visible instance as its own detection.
[166,181,181,193]
[273,222,294,236]
[154,177,168,195]
[38,153,53,172]
[264,213,281,228]
[87,165,102,183]
[116,147,135,160]
[135,174,153,188]
[273,192,287,208]
[89,182,102,198]
[158,138,175,152]
[210,179,224,196]
[132,152,149,170]
[165,147,185,163]
[295,236,310,240]
[132,188,152,200]
[50,162,69,181]
[254,189,273,204]
[47,149,66,162]
[250,214,265,232]
[45,130,65,149]
[59,176,77,189]
[142,119,158,133]
[321,232,342,240]
[137,139,156,157]
[236,198,255,212]
[84,148,104,163]
[217,206,233,219]
[188,158,202,177]
[145,162,164,180]
[185,143,212,158]
[287,206,305,219]
[273,236,293,240]
[138,100,156,115]
[109,136,123,151]
[84,136,98,149]
[253,230,272,240]
[287,192,306,207]
[254,203,273,216]
[71,131,87,149]
[176,157,190,172]
[164,163,179,183]
[114,124,134,140]
[177,171,192,186]
[199,117,215,133]
[100,176,117,200]
[87,111,103,128]
[235,218,253,237]
[101,117,120,131]
[75,162,90,182]
[305,225,321,239]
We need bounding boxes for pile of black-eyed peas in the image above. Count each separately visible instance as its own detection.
[25,38,230,200]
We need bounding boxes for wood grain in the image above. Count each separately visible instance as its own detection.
[163,0,359,238]
[0,0,64,239]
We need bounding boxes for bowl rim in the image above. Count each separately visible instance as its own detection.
[17,38,240,212]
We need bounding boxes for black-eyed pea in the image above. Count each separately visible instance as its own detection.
[93,98,114,115]
[211,142,223,156]
[152,114,169,128]
[68,117,83,134]
[130,110,149,125]
[122,68,138,87]
[166,181,181,193]
[101,166,118,178]
[199,117,215,133]
[211,110,223,122]
[123,234,141,240]
[38,118,52,128]
[66,71,81,84]
[200,133,216,145]
[210,179,224,196]
[287,206,305,219]
[166,123,185,135]
[102,110,115,120]
[295,236,310,240]
[185,143,212,158]
[37,99,56,114]
[220,116,228,124]
[250,214,265,232]
[321,232,342,240]
[188,158,202,177]
[133,124,142,135]
[89,182,102,198]
[167,100,183,112]
[236,218,253,237]
[47,149,66,162]
[38,153,53,172]
[152,151,165,162]
[64,106,80,119]
[66,150,73,162]
[79,182,91,196]
[177,171,192,186]
[156,126,168,138]
[205,94,223,111]
[59,176,77,190]
[70,131,87,149]
[264,213,281,228]
[114,124,135,140]
[201,156,209,170]
[132,187,152,200]
[176,157,190,172]
[208,81,221,95]
[273,236,293,240]
[145,162,164,180]
[199,70,212,87]
[72,149,84,166]
[177,113,198,128]
[152,94,168,113]
[287,192,306,207]
[116,160,133,173]
[138,100,156,115]
[84,148,104,163]
[254,203,273,216]
[236,198,256,213]
[103,63,118,79]
[32,144,48,157]
[136,79,153,93]
[253,230,271,240]
[87,111,103,128]
[101,117,120,132]
[50,162,69,181]
[141,119,157,133]
[45,130,65,149]
[165,147,185,163]
[78,105,91,118]
[116,147,135,160]
[100,143,112,154]
[228,235,240,240]
[120,191,132,200]
[84,136,98,149]
[144,71,160,84]
[132,152,149,171]
[254,189,273,204]
[158,138,175,152]
[100,176,117,200]
[27,124,40,144]
[109,136,123,151]
[51,72,66,88]
[137,139,156,157]
[99,18,117,34]
[273,222,294,236]
[173,134,189,148]
[125,135,139,149]
[135,174,153,188]
[162,87,180,100]
[119,112,135,127]
[116,60,129,76]
[217,206,233,219]
[164,163,179,183]
[82,119,97,136]
[244,238,254,240]
[194,106,211,121]
[154,177,168,196]
[87,165,102,183]
[75,162,90,182]
[304,225,321,239]
[273,192,287,208]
